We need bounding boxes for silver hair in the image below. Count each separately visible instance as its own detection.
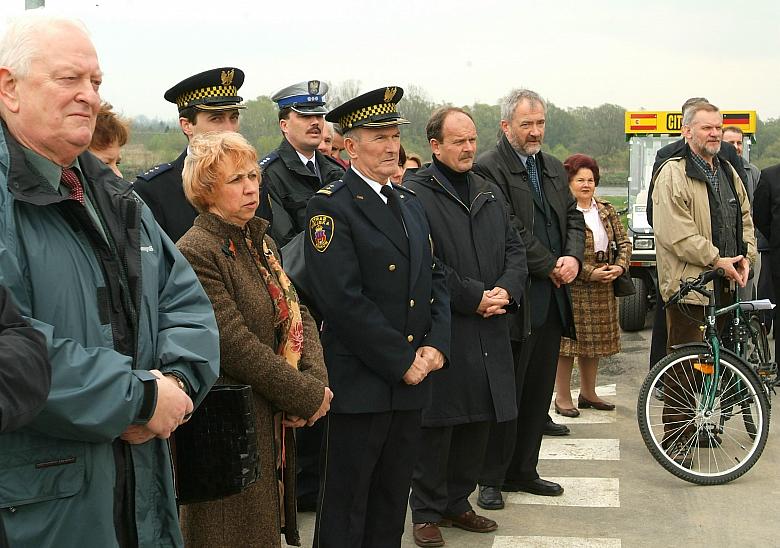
[0,10,89,78]
[682,102,719,126]
[323,121,334,135]
[500,89,546,122]
[343,127,361,142]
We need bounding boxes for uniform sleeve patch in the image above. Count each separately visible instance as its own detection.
[309,214,334,252]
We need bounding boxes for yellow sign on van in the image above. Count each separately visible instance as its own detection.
[625,110,756,135]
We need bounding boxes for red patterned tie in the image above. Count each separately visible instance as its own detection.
[60,167,85,205]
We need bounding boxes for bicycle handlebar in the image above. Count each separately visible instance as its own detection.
[665,268,725,308]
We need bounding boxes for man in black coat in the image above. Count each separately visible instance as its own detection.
[751,163,780,362]
[0,285,50,548]
[473,89,585,509]
[134,67,246,242]
[305,87,451,548]
[404,107,527,546]
[261,80,345,248]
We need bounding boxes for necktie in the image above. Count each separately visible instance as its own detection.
[527,155,542,201]
[380,185,404,226]
[61,167,85,205]
[306,160,316,176]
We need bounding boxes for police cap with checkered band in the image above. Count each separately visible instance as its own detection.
[164,67,246,112]
[325,86,409,130]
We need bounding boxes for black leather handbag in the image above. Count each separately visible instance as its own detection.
[610,240,636,297]
[172,384,259,505]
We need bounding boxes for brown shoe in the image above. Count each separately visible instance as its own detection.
[440,510,497,533]
[578,394,615,411]
[413,523,445,547]
[554,401,580,418]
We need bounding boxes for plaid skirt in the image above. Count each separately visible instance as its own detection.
[560,276,621,358]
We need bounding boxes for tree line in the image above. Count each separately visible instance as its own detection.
[123,84,780,188]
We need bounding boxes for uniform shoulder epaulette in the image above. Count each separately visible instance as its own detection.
[393,183,416,196]
[135,162,173,182]
[258,151,279,171]
[316,180,346,196]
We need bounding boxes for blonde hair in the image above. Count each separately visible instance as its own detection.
[182,132,259,213]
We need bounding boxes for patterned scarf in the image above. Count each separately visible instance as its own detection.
[244,231,303,370]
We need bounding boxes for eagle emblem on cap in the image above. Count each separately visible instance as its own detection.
[384,87,397,103]
[221,69,235,86]
[308,80,321,95]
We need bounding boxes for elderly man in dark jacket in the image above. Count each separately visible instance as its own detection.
[404,107,527,546]
[473,89,585,510]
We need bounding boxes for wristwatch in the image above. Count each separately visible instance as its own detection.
[163,372,188,395]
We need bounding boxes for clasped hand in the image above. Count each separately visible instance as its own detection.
[476,287,510,318]
[589,264,624,283]
[403,346,445,385]
[120,369,193,445]
[549,256,579,287]
[284,386,335,428]
[715,255,749,288]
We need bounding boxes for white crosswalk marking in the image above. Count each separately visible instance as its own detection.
[540,438,620,460]
[492,536,622,547]
[504,477,620,507]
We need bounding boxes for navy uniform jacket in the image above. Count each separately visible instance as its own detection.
[304,168,451,414]
[133,149,195,243]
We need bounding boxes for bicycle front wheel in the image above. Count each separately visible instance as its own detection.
[637,347,770,485]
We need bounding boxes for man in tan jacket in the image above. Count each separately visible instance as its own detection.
[652,101,756,459]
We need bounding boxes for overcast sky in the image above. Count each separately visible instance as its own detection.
[5,0,780,122]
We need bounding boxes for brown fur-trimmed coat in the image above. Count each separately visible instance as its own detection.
[176,213,328,547]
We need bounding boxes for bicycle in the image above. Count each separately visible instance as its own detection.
[636,269,777,485]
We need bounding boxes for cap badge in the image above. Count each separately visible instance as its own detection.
[384,87,397,103]
[308,80,321,95]
[221,69,235,86]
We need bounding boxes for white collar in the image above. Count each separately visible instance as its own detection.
[296,149,316,165]
[352,166,390,203]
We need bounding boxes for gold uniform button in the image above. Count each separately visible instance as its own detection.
[389,264,397,271]
[407,334,414,342]
[409,299,415,308]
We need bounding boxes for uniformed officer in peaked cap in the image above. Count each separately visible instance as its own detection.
[305,87,451,548]
[258,80,344,247]
[134,67,246,242]
[259,80,345,513]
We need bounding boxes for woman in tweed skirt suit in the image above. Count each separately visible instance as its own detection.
[554,154,631,416]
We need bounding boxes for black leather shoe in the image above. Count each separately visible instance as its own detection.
[543,419,570,436]
[503,478,564,496]
[477,485,504,510]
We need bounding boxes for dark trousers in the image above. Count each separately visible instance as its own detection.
[314,410,422,548]
[663,298,729,446]
[758,251,775,332]
[409,421,491,523]
[296,418,323,501]
[650,293,668,370]
[480,300,564,485]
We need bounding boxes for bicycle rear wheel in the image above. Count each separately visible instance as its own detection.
[637,347,770,485]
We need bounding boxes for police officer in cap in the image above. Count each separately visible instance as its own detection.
[305,86,451,548]
[134,67,246,242]
[260,80,345,248]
